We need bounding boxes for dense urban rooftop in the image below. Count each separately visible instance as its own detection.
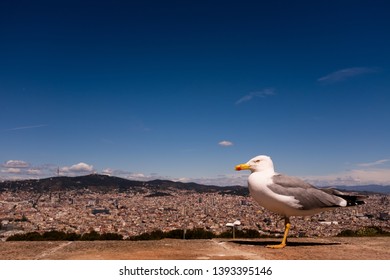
[1,175,389,240]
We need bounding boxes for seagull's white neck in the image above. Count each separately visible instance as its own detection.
[248,167,276,192]
[251,167,276,177]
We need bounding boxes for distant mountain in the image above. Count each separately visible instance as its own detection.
[332,185,390,194]
[0,174,249,196]
[1,174,388,195]
[0,174,143,193]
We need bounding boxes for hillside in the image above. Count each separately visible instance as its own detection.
[332,184,390,194]
[0,174,249,196]
[1,174,389,194]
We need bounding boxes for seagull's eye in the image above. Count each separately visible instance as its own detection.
[254,160,261,163]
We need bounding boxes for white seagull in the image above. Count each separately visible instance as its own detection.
[235,155,365,249]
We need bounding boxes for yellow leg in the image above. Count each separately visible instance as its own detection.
[266,217,290,249]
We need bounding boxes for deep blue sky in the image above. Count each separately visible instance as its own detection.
[1,0,390,186]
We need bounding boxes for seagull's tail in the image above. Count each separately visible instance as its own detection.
[321,188,366,206]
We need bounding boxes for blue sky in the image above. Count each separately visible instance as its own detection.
[1,0,390,186]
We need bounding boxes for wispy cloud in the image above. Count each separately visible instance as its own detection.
[218,140,233,147]
[0,160,96,180]
[60,162,94,175]
[303,159,390,186]
[357,159,389,167]
[102,168,167,181]
[2,159,390,187]
[27,169,42,175]
[1,160,51,180]
[304,167,390,186]
[3,160,30,168]
[2,168,22,174]
[235,88,275,105]
[5,124,48,131]
[317,67,378,84]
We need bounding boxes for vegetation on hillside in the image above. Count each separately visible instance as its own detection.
[6,230,123,241]
[337,226,390,237]
[6,225,389,241]
[6,228,260,241]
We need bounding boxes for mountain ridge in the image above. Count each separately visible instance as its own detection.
[0,173,389,194]
[0,174,249,196]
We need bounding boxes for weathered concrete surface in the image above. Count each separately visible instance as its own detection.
[0,237,389,260]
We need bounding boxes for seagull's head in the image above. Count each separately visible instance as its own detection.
[235,155,274,173]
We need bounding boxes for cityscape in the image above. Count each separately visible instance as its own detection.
[0,175,389,241]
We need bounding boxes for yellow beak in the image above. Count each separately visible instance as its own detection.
[235,163,250,171]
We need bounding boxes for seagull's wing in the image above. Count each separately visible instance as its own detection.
[321,188,366,206]
[268,174,347,210]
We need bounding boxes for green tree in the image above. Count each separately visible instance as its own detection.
[165,229,185,239]
[185,228,215,239]
[81,230,101,241]
[42,230,67,241]
[100,232,123,240]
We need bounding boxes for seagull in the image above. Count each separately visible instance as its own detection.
[235,155,365,249]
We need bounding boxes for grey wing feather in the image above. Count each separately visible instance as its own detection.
[321,188,366,206]
[269,174,346,210]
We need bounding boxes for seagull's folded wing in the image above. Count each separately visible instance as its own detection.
[269,174,347,210]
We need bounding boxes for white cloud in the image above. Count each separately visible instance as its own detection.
[218,140,233,147]
[303,168,390,186]
[3,160,30,168]
[0,160,47,180]
[187,166,390,186]
[126,173,147,180]
[60,162,94,174]
[1,161,95,180]
[100,168,247,186]
[102,168,150,181]
[27,169,42,175]
[102,168,114,175]
[2,168,21,174]
[2,156,389,188]
[317,67,378,84]
[301,159,390,186]
[350,168,390,184]
[236,88,275,105]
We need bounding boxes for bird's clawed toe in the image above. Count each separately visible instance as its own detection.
[266,243,287,249]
